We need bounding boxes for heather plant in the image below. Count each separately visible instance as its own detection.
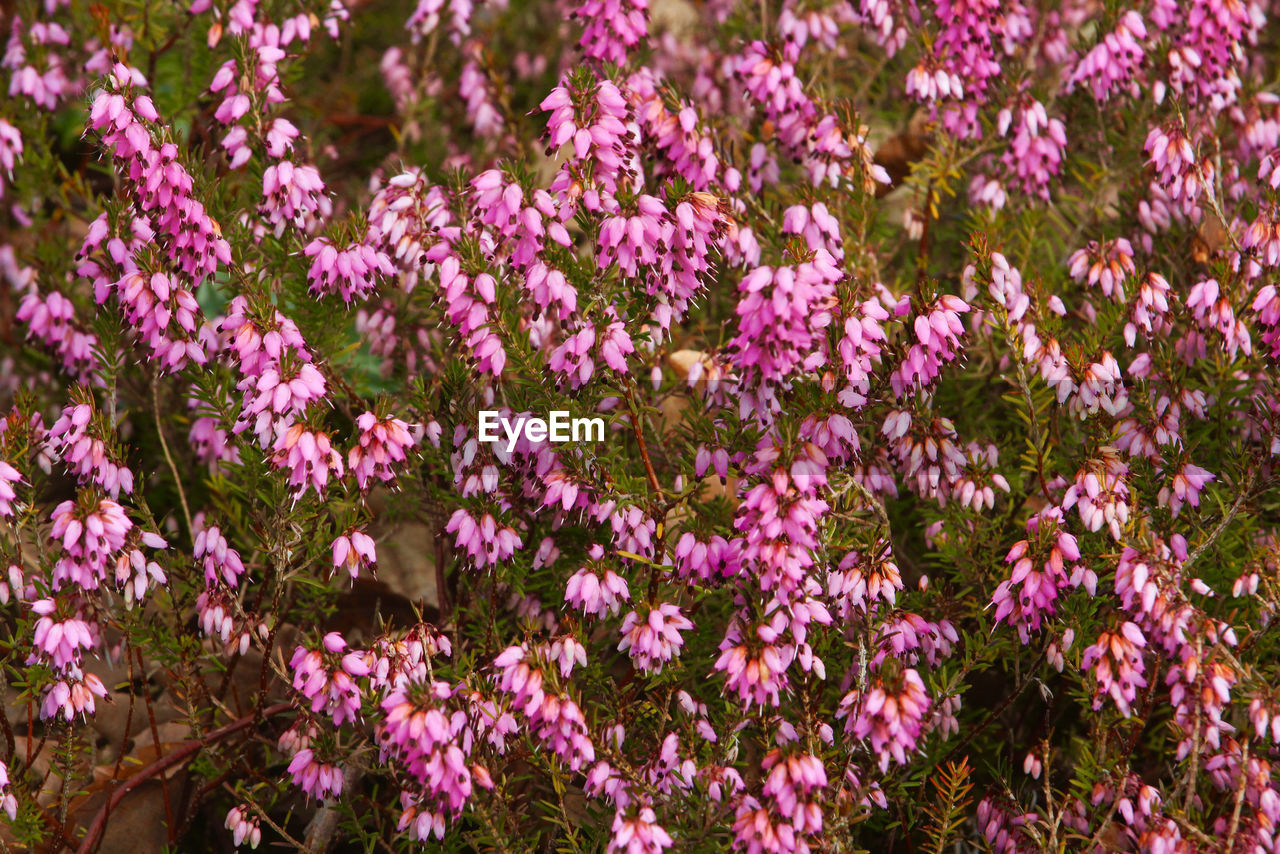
[1,0,1280,851]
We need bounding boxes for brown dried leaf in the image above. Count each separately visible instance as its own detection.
[1193,212,1227,263]
[873,110,932,198]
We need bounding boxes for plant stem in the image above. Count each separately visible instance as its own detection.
[1225,741,1250,851]
[621,379,663,500]
[75,702,293,854]
[1183,469,1256,571]
[153,379,193,537]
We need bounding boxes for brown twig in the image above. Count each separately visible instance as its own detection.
[0,702,14,766]
[228,782,310,851]
[74,702,293,854]
[134,648,175,838]
[1170,814,1219,848]
[620,380,663,499]
[172,768,234,842]
[435,520,450,617]
[1225,741,1250,852]
[915,179,936,290]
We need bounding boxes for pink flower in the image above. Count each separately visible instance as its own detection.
[219,295,328,449]
[572,0,648,63]
[608,805,672,854]
[304,237,395,303]
[272,424,344,499]
[380,678,477,840]
[906,61,964,103]
[46,400,134,497]
[549,326,597,388]
[194,522,247,588]
[991,507,1092,643]
[1062,450,1130,540]
[599,319,636,373]
[996,96,1067,200]
[197,588,254,652]
[224,805,261,849]
[850,0,909,54]
[976,796,1040,854]
[40,667,108,721]
[459,55,503,137]
[734,467,828,595]
[446,508,523,569]
[30,599,97,670]
[0,459,22,518]
[1067,239,1136,301]
[349,412,417,490]
[407,0,475,41]
[432,251,507,376]
[0,564,25,606]
[1125,273,1172,345]
[715,635,791,708]
[628,76,718,190]
[947,442,1011,511]
[289,635,368,726]
[332,529,377,580]
[1068,11,1148,102]
[1186,279,1250,357]
[731,260,838,408]
[838,666,931,773]
[829,544,903,615]
[50,496,133,590]
[1149,0,1261,106]
[733,40,817,152]
[891,295,970,396]
[541,77,633,202]
[260,160,331,236]
[618,603,692,673]
[86,68,231,292]
[0,759,14,821]
[12,243,100,380]
[760,748,826,836]
[837,299,889,409]
[1082,622,1148,717]
[1158,463,1214,517]
[565,559,631,618]
[0,119,22,199]
[112,534,169,606]
[108,270,207,370]
[1252,282,1280,357]
[492,644,596,770]
[672,533,745,583]
[549,636,588,678]
[287,749,345,800]
[1145,124,1207,213]
[881,410,967,500]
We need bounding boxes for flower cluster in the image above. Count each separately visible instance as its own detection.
[4,0,1280,851]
